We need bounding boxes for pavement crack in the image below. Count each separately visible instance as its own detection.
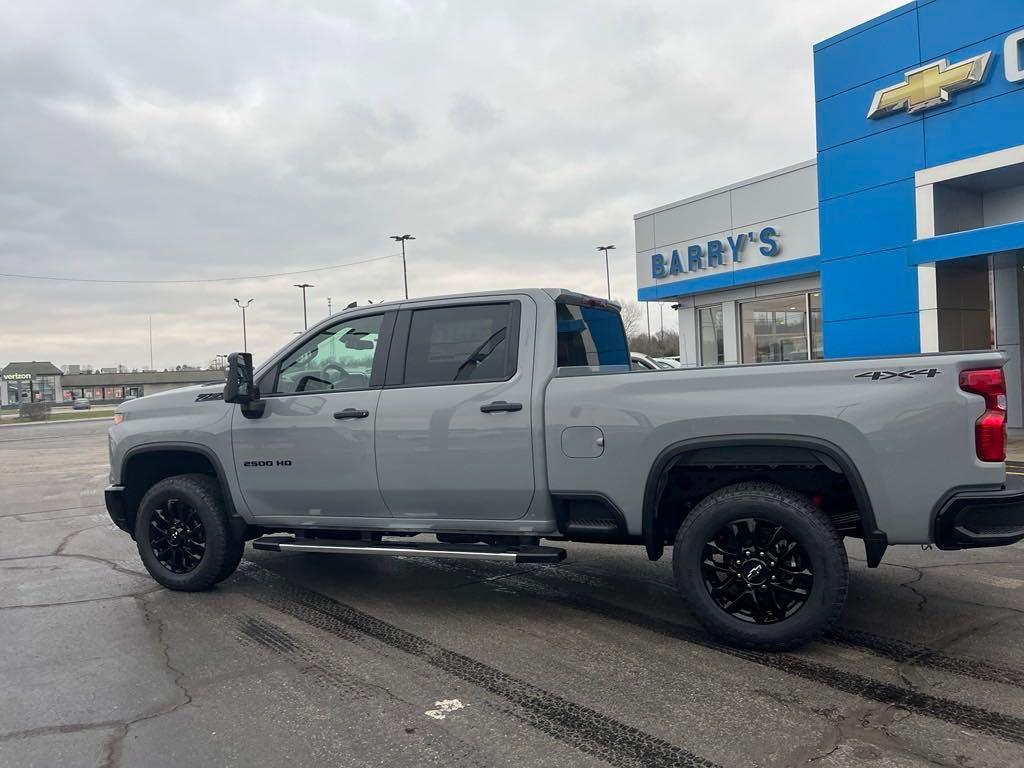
[0,720,124,742]
[0,587,162,611]
[892,563,929,612]
[53,522,112,556]
[99,595,195,768]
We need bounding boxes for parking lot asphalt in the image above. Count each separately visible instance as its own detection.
[2,421,1024,768]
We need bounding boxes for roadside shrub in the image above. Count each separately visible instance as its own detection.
[18,402,51,421]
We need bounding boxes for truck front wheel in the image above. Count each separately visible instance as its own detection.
[673,482,848,651]
[135,474,240,591]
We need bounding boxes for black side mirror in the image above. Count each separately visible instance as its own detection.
[224,352,256,404]
[225,352,265,418]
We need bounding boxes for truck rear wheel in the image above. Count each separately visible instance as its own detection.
[673,482,848,651]
[135,474,240,591]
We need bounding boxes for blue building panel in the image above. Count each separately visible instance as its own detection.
[923,86,1024,166]
[636,256,820,302]
[823,313,922,358]
[817,121,925,201]
[813,6,921,102]
[815,74,921,152]
[909,220,1024,265]
[813,2,918,53]
[820,248,919,322]
[919,0,1024,60]
[818,180,917,261]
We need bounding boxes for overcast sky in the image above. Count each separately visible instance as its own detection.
[0,0,899,370]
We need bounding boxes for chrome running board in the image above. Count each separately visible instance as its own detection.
[252,535,566,564]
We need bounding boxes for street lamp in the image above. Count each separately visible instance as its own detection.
[390,234,415,299]
[596,245,616,300]
[233,298,253,353]
[293,283,314,330]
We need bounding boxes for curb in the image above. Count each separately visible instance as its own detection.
[0,416,114,428]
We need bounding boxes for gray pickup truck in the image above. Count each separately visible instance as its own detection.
[105,288,1024,649]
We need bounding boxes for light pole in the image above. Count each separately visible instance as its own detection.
[293,283,314,330]
[390,234,415,299]
[597,245,616,300]
[233,298,253,353]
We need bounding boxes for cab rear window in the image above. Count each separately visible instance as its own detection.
[556,303,629,368]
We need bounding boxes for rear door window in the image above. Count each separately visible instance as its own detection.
[556,303,629,367]
[402,303,517,386]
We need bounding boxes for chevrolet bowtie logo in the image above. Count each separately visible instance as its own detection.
[867,52,992,119]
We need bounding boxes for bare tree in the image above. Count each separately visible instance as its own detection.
[617,299,644,338]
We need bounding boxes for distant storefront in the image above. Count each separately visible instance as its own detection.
[1,362,64,406]
[0,362,225,407]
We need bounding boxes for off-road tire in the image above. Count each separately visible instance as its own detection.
[215,538,246,584]
[135,473,239,591]
[673,482,848,651]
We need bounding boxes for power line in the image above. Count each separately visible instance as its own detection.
[0,253,401,285]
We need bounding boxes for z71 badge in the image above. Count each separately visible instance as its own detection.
[856,369,941,381]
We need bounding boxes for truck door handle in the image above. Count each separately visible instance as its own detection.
[334,408,370,420]
[480,401,523,414]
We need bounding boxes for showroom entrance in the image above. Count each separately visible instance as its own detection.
[930,251,1024,427]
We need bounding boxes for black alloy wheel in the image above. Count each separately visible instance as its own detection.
[701,518,813,625]
[149,497,207,574]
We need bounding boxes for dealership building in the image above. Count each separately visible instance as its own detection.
[635,1,1024,424]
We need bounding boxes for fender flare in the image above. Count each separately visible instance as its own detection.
[640,435,886,565]
[122,442,243,522]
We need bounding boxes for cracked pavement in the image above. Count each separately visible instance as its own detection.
[1,422,1024,767]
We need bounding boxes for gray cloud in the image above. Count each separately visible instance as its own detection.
[0,0,899,369]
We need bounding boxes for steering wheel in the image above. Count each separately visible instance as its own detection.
[296,374,333,392]
[322,362,349,382]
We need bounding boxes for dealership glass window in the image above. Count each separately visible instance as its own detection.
[741,293,823,364]
[698,305,725,366]
[809,292,824,360]
[936,254,993,352]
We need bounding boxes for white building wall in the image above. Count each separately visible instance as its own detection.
[635,160,820,298]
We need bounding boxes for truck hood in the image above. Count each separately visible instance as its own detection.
[115,381,225,415]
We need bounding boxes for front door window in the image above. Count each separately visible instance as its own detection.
[271,314,384,394]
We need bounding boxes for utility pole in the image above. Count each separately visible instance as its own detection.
[234,298,253,353]
[327,296,332,317]
[646,303,651,340]
[293,284,313,330]
[390,234,415,299]
[596,245,616,300]
[148,316,154,371]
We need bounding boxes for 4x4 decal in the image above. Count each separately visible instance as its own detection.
[856,369,941,381]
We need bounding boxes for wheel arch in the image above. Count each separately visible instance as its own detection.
[122,443,241,535]
[641,435,886,565]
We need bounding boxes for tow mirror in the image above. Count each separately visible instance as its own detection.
[224,353,266,418]
[224,352,256,403]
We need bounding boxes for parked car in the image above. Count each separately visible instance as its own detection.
[630,352,662,371]
[72,398,91,410]
[105,288,1023,650]
[654,357,682,369]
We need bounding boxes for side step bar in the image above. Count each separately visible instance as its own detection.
[252,535,566,564]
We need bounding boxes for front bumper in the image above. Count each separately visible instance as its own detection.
[104,485,132,534]
[935,488,1024,549]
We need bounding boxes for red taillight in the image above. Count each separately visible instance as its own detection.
[960,368,1007,462]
